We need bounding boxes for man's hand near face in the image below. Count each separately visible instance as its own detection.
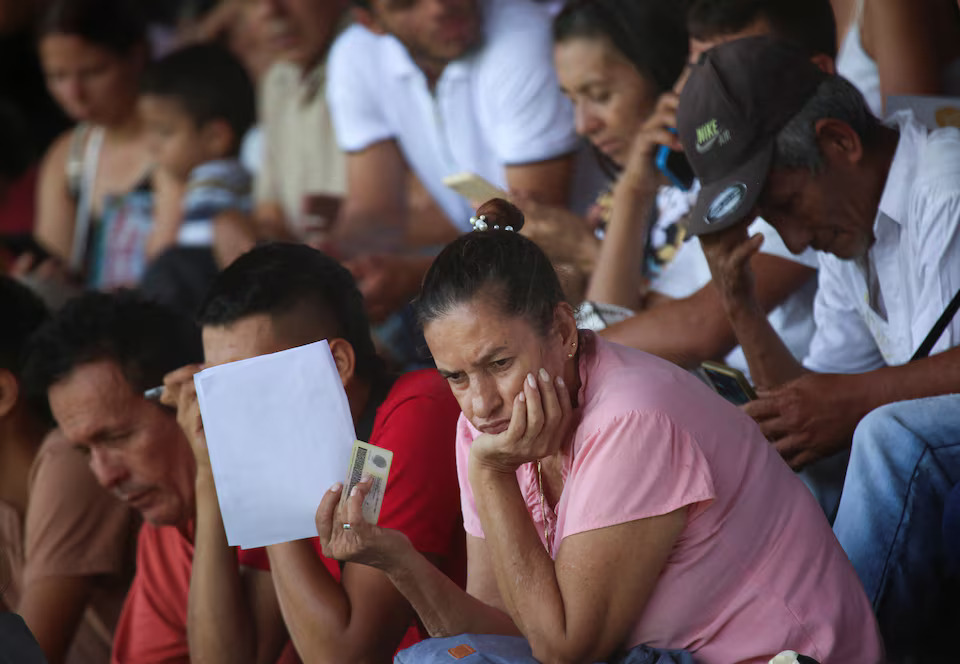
[699,222,767,312]
[161,364,208,471]
[162,361,289,664]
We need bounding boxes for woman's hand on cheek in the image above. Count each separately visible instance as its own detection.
[471,368,573,473]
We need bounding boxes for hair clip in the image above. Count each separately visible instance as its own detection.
[469,214,515,233]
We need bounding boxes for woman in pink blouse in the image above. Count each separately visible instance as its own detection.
[316,201,883,664]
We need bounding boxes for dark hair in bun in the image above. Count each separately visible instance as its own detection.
[417,198,566,337]
[473,197,526,232]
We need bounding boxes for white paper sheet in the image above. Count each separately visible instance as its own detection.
[194,340,356,548]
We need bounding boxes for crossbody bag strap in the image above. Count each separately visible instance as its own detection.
[68,126,105,272]
[910,287,960,361]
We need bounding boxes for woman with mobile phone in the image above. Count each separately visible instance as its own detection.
[546,0,819,377]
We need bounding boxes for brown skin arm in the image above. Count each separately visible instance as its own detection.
[34,132,76,263]
[268,542,438,663]
[600,253,816,369]
[336,139,409,252]
[747,346,960,469]
[860,0,946,110]
[505,154,576,209]
[473,464,685,664]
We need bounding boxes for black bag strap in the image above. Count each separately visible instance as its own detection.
[911,287,960,361]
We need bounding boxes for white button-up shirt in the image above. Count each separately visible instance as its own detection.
[326,0,584,232]
[804,111,960,373]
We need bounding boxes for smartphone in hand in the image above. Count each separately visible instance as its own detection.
[442,172,508,205]
[655,128,695,191]
[701,361,757,406]
[656,145,696,191]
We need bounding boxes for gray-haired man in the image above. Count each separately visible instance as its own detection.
[679,35,960,658]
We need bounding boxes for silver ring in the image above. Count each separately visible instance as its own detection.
[342,523,352,530]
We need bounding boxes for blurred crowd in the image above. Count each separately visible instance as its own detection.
[2,1,960,663]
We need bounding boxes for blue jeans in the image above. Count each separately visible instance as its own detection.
[833,395,960,656]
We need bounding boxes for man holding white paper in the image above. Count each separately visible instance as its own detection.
[166,244,465,664]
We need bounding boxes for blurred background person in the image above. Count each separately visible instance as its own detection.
[32,0,182,292]
[2,276,138,664]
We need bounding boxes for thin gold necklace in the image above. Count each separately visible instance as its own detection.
[537,460,552,557]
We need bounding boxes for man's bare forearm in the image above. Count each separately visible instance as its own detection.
[188,476,256,664]
[857,346,960,411]
[725,298,806,389]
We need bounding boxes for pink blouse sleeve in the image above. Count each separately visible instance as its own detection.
[561,410,716,539]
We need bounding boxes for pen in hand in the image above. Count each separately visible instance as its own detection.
[144,386,165,402]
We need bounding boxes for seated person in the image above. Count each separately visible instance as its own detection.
[2,276,138,664]
[22,292,204,663]
[327,0,588,323]
[551,0,834,373]
[22,255,464,663]
[138,43,257,314]
[34,0,182,291]
[240,0,348,243]
[315,198,883,664]
[164,243,465,663]
[677,36,960,657]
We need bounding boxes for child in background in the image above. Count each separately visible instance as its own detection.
[139,43,257,314]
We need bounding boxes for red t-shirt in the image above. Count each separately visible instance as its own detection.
[239,368,466,653]
[111,369,464,662]
[111,523,192,664]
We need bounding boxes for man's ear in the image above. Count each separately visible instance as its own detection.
[201,119,235,160]
[328,338,357,387]
[351,6,386,35]
[814,117,864,165]
[0,369,21,420]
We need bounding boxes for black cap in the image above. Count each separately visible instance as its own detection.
[677,36,828,236]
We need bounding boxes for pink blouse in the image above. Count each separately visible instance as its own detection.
[456,332,882,664]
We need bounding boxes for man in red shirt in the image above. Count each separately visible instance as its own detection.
[162,242,465,664]
[22,245,464,663]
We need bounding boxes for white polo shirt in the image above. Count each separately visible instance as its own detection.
[803,111,960,373]
[326,0,581,232]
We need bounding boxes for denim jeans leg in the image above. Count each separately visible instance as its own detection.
[798,448,850,523]
[833,394,960,655]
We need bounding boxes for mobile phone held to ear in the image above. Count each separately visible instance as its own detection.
[442,172,508,204]
[700,361,757,406]
[655,129,696,191]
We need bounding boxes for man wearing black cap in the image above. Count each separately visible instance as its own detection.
[679,35,960,658]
